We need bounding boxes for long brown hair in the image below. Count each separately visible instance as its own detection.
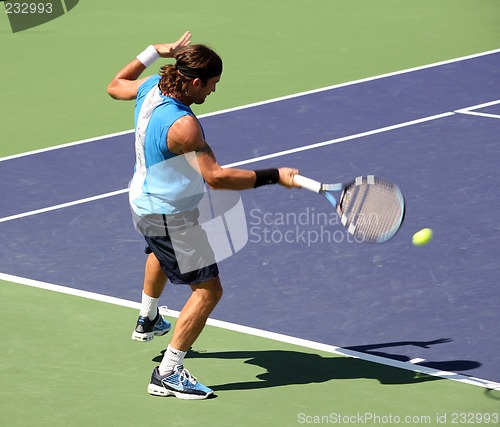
[158,44,223,98]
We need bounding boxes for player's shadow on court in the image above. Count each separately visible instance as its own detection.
[344,338,481,372]
[153,339,480,391]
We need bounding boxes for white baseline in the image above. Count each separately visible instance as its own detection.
[0,271,499,392]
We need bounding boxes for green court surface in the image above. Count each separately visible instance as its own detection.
[1,281,499,427]
[1,0,500,425]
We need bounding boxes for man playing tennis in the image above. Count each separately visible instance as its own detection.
[107,31,299,400]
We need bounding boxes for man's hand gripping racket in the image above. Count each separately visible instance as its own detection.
[293,174,405,243]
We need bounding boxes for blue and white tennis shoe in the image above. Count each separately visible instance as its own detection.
[131,311,171,342]
[148,365,214,400]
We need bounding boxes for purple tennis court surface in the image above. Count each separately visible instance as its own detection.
[1,51,499,384]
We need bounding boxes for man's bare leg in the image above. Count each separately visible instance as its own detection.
[159,276,222,374]
[171,277,222,351]
[143,252,167,298]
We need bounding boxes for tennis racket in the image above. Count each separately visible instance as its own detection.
[293,174,405,243]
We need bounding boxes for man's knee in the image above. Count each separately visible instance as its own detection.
[212,278,223,302]
[192,277,223,305]
[207,277,223,304]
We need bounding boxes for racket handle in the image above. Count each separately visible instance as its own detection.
[293,175,322,193]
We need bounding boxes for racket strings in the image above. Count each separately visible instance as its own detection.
[339,179,404,243]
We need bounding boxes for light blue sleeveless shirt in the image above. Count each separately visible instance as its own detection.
[129,75,205,216]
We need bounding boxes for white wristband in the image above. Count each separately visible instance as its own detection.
[136,45,160,67]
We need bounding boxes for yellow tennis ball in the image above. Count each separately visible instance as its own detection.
[412,228,433,246]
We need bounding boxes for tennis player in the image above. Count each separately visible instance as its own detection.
[107,32,300,400]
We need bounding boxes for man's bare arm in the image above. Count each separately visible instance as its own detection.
[107,31,191,100]
[169,115,299,189]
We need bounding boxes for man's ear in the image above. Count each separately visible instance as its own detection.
[192,77,202,88]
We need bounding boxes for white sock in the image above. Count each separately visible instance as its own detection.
[140,291,159,321]
[159,345,187,375]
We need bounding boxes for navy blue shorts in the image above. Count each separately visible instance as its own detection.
[141,210,219,285]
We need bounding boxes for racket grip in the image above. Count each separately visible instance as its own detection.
[293,175,322,193]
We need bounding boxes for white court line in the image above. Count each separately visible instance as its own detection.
[0,189,129,224]
[455,99,500,112]
[455,99,500,119]
[1,270,499,391]
[0,112,454,223]
[224,112,454,168]
[0,129,134,163]
[1,47,499,163]
[456,111,500,120]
